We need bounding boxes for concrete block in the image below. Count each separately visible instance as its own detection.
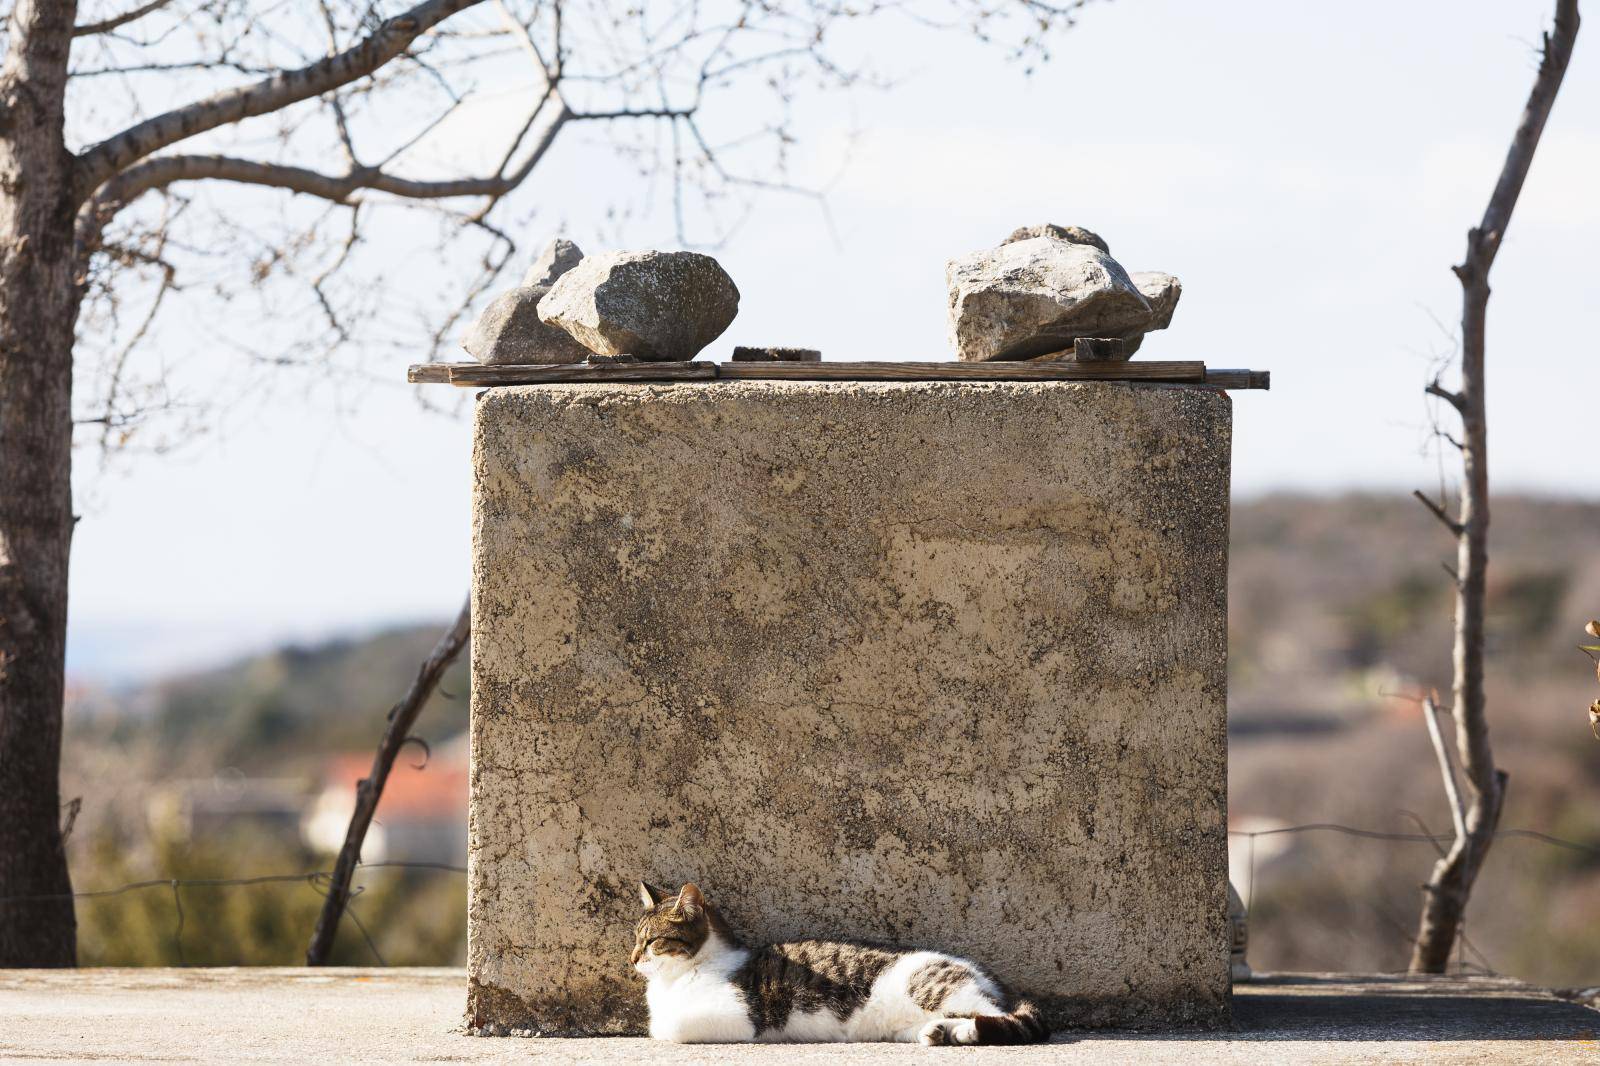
[467,380,1232,1033]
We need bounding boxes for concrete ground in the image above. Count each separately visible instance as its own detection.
[1,968,1596,1064]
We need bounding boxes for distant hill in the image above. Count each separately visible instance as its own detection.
[68,623,469,777]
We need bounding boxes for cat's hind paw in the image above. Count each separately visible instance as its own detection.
[918,1019,978,1046]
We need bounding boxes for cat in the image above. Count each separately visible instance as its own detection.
[631,881,1050,1046]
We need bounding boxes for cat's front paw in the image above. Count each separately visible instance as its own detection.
[918,1019,977,1046]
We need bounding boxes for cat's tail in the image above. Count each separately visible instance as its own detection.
[970,999,1050,1045]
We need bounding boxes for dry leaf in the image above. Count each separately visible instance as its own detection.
[1588,619,1600,638]
[1591,699,1600,740]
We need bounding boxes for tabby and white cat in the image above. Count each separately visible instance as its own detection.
[631,882,1050,1046]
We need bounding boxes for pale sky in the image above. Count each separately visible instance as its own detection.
[66,0,1599,681]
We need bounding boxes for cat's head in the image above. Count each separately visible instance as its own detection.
[631,882,712,977]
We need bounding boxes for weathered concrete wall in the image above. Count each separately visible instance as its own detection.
[468,380,1232,1034]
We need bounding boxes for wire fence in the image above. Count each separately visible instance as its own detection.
[3,822,1596,974]
[0,859,467,967]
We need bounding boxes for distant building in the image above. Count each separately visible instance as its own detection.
[147,774,310,845]
[302,732,468,865]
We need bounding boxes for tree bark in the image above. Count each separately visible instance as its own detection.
[0,0,83,966]
[1409,0,1579,973]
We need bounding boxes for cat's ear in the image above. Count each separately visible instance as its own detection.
[638,882,663,909]
[676,883,705,917]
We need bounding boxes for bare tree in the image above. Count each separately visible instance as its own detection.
[1409,0,1580,973]
[0,0,1090,965]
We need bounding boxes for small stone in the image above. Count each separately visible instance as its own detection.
[731,346,821,362]
[522,237,584,288]
[538,250,739,362]
[461,285,591,365]
[947,237,1160,362]
[1001,223,1110,255]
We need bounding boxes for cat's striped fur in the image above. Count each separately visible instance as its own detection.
[632,882,1049,1046]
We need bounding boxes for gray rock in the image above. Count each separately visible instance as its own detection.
[947,237,1164,361]
[522,237,584,288]
[462,285,591,365]
[1001,223,1110,255]
[1130,271,1181,331]
[539,250,739,362]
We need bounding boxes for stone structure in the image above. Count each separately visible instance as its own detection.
[468,380,1232,1035]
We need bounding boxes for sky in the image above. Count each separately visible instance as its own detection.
[64,0,1599,681]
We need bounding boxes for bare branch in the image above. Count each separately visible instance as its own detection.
[91,112,567,211]
[1466,0,1582,274]
[77,0,487,195]
[1425,379,1464,412]
[73,0,175,37]
[495,0,555,85]
[1422,697,1469,843]
[569,105,696,122]
[1412,489,1464,537]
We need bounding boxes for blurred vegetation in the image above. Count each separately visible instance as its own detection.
[1230,493,1600,987]
[75,823,465,967]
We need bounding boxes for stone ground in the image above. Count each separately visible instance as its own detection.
[1,968,1595,1064]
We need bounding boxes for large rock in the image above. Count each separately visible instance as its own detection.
[947,237,1170,361]
[462,285,591,365]
[1002,222,1110,254]
[538,251,739,362]
[522,237,584,288]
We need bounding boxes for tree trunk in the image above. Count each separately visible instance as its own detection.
[0,0,83,966]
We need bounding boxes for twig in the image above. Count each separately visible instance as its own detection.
[74,0,175,37]
[1412,489,1464,536]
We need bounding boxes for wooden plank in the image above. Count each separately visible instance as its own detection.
[1203,369,1271,391]
[444,362,717,386]
[407,360,1273,388]
[407,363,453,383]
[712,360,1208,382]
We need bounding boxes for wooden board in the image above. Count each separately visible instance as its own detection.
[712,360,1207,382]
[442,362,717,386]
[407,360,1270,390]
[1202,369,1271,390]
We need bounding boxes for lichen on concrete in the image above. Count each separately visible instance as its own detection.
[468,380,1233,1034]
